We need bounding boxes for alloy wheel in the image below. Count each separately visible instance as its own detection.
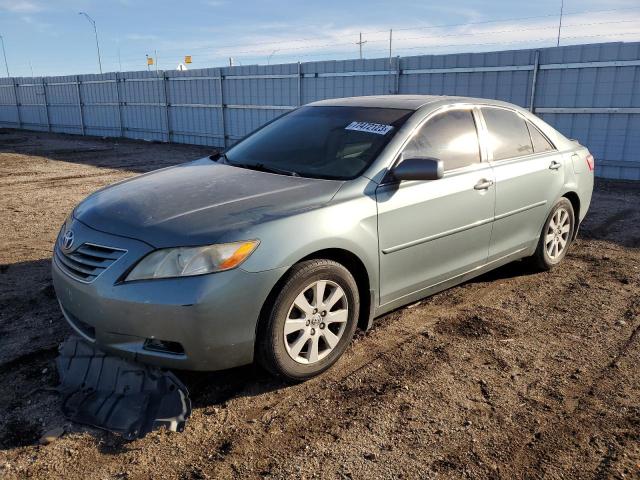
[545,207,571,260]
[283,280,349,365]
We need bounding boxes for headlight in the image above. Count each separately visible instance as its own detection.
[125,240,259,281]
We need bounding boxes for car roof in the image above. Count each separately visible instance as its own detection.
[307,95,445,110]
[306,94,530,112]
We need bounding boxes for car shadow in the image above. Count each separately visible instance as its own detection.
[468,259,539,284]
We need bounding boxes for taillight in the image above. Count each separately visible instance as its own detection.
[586,154,595,172]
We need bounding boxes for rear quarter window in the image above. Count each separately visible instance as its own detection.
[527,122,556,153]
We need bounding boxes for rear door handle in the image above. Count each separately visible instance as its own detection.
[474,179,494,190]
[549,160,562,170]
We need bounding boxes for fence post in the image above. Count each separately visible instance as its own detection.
[115,72,124,138]
[297,61,302,106]
[529,50,540,112]
[12,78,22,128]
[218,71,227,149]
[162,71,172,143]
[395,55,401,94]
[41,78,51,132]
[75,75,85,135]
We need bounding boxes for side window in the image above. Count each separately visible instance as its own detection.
[527,122,555,153]
[403,109,481,171]
[482,108,533,160]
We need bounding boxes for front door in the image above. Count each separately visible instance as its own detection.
[376,107,495,306]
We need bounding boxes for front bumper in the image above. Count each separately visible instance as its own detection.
[52,219,286,371]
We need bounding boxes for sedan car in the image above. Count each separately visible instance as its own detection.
[52,95,594,381]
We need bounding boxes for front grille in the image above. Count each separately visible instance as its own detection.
[55,242,126,283]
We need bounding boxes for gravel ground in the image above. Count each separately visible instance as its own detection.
[0,129,639,479]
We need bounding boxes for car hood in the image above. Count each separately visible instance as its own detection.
[74,158,344,248]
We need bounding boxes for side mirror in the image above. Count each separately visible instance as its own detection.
[392,155,444,181]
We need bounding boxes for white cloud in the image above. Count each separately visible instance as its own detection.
[202,0,226,6]
[114,7,640,69]
[20,15,55,34]
[0,0,43,13]
[198,9,640,62]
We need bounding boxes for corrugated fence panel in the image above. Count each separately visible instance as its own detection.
[79,73,120,137]
[224,108,283,142]
[0,77,18,125]
[165,68,222,146]
[1,41,639,179]
[301,58,395,104]
[45,75,82,134]
[119,71,166,141]
[14,78,47,130]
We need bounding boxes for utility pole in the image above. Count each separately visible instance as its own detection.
[556,0,564,47]
[154,49,158,72]
[0,35,9,77]
[389,29,393,66]
[356,32,367,59]
[118,47,122,72]
[79,12,103,74]
[146,54,150,71]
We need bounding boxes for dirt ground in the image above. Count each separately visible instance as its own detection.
[0,129,638,479]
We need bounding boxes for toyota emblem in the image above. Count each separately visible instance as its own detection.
[62,229,75,250]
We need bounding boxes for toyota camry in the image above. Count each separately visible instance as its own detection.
[52,95,594,381]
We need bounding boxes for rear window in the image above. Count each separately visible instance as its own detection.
[482,107,534,161]
[225,106,413,180]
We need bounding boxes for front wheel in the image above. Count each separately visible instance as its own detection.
[528,197,575,271]
[256,259,359,382]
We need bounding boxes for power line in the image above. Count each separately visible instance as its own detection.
[8,6,640,75]
[143,5,640,56]
[115,18,639,62]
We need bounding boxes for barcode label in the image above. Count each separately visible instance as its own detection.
[345,121,394,135]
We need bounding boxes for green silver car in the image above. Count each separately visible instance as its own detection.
[52,95,594,381]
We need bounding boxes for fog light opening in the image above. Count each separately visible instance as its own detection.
[143,338,185,356]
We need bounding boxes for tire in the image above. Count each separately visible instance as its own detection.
[528,197,575,271]
[256,259,360,382]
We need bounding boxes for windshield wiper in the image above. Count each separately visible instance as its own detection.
[233,162,299,177]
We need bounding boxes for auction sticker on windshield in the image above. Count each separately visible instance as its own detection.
[345,121,394,135]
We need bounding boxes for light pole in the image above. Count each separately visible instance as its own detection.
[79,12,103,73]
[556,0,564,47]
[267,49,279,65]
[0,35,9,77]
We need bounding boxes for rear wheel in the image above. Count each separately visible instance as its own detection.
[528,197,575,271]
[256,259,359,382]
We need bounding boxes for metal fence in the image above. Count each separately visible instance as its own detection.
[1,41,639,180]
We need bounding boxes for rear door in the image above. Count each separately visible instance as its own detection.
[376,107,495,306]
[479,106,565,260]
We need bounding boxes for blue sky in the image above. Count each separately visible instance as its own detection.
[0,0,638,77]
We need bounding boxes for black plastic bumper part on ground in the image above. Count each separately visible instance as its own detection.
[56,337,191,440]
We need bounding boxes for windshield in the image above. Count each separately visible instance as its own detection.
[224,106,413,180]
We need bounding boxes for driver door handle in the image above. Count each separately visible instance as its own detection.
[474,179,494,190]
[549,160,562,170]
